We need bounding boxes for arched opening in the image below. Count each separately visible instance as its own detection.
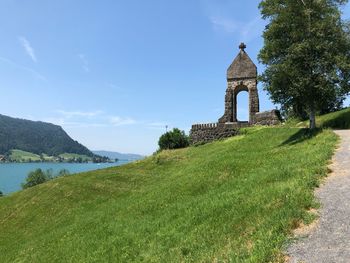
[236,90,249,122]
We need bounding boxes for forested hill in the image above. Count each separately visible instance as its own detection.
[0,114,93,157]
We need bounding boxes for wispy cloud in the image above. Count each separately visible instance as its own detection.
[109,116,136,126]
[209,15,264,43]
[51,110,137,128]
[50,110,168,129]
[210,16,237,33]
[146,122,168,130]
[55,110,103,118]
[105,82,122,91]
[0,56,46,81]
[78,54,90,72]
[18,36,37,63]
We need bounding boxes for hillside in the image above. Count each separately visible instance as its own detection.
[0,114,93,157]
[93,150,144,160]
[297,107,350,129]
[0,126,338,262]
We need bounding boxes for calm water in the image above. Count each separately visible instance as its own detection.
[0,161,130,194]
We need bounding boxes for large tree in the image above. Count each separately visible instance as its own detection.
[259,0,350,128]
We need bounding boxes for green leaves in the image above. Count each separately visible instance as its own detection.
[259,0,350,123]
[158,128,190,150]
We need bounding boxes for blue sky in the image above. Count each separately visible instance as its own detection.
[1,0,350,155]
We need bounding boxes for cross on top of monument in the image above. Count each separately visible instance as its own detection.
[239,42,246,51]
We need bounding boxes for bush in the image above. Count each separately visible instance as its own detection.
[57,169,70,177]
[22,168,72,189]
[158,128,190,150]
[22,169,51,189]
[0,190,3,197]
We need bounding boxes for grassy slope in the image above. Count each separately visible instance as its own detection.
[9,149,41,162]
[59,153,92,161]
[0,127,337,262]
[297,107,350,129]
[8,150,92,162]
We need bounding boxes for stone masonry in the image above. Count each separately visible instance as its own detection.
[190,43,282,145]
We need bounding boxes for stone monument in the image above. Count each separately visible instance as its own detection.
[190,43,281,144]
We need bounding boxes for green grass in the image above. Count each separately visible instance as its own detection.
[0,127,337,262]
[59,153,92,161]
[9,149,41,162]
[297,107,350,129]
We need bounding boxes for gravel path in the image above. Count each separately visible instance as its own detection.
[287,130,350,263]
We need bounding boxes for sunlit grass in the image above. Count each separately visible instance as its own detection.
[0,127,337,262]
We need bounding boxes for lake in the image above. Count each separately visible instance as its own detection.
[0,161,131,194]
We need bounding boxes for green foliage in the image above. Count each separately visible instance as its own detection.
[158,128,190,150]
[0,190,3,197]
[0,114,93,156]
[0,127,338,262]
[57,169,71,177]
[259,0,350,127]
[22,169,72,189]
[298,107,350,129]
[22,169,51,189]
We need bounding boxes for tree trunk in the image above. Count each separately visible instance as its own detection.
[309,108,316,129]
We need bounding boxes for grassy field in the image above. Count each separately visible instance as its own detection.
[6,150,92,162]
[9,149,41,162]
[58,153,92,162]
[0,127,337,262]
[297,107,350,129]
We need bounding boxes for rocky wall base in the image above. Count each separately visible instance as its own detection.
[254,110,282,126]
[190,123,241,145]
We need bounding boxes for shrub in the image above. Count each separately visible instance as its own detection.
[158,128,189,150]
[57,169,70,177]
[22,169,51,189]
[0,190,3,197]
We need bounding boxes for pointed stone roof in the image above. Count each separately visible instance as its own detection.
[227,43,257,80]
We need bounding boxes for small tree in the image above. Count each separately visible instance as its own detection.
[0,190,3,197]
[22,169,50,189]
[158,128,190,150]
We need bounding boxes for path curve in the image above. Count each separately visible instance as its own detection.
[287,130,350,263]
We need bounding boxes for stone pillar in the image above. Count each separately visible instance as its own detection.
[232,91,237,122]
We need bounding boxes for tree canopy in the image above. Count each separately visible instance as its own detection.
[259,0,350,128]
[158,128,189,150]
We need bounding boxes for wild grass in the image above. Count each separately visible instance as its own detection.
[297,107,350,129]
[0,127,337,262]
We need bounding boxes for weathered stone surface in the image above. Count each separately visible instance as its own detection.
[227,42,257,80]
[190,123,241,145]
[190,43,282,145]
[218,78,259,124]
[254,110,282,126]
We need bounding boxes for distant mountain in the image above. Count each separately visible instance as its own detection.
[0,114,93,157]
[93,151,144,161]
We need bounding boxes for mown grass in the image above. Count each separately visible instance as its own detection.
[297,107,350,129]
[9,149,41,162]
[58,153,92,161]
[0,127,337,262]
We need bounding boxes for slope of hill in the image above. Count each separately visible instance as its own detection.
[93,150,144,160]
[297,107,350,129]
[0,126,337,262]
[0,114,93,157]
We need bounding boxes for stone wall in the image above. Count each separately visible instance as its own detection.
[190,122,247,144]
[190,111,282,145]
[253,110,282,126]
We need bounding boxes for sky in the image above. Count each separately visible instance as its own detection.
[1,0,350,155]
